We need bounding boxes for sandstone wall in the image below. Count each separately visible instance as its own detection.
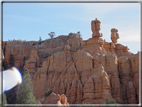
[28,45,139,104]
[2,34,139,104]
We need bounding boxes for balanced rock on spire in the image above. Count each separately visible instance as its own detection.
[111,28,119,44]
[91,18,103,38]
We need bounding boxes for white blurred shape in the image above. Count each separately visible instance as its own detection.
[0,67,22,94]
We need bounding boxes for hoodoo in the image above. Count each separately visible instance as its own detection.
[2,19,139,105]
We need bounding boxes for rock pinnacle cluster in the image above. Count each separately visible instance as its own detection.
[2,19,139,105]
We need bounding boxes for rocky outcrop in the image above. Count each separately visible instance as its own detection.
[3,41,32,71]
[82,38,107,56]
[32,61,48,99]
[129,52,139,103]
[91,18,103,38]
[31,48,115,104]
[115,44,132,57]
[25,50,39,79]
[2,18,139,105]
[103,29,133,57]
[93,53,122,103]
[118,56,131,104]
[3,34,83,70]
[82,18,106,56]
[103,42,116,55]
[127,81,137,104]
[83,64,112,104]
[28,40,139,104]
[44,92,69,106]
[73,50,93,75]
[103,42,132,57]
[67,37,83,52]
[111,28,119,44]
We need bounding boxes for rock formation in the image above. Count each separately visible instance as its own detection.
[83,18,106,56]
[103,28,133,57]
[111,28,119,44]
[44,92,69,106]
[2,18,139,105]
[25,50,39,79]
[91,18,103,38]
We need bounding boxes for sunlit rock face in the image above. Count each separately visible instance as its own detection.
[43,92,69,106]
[91,18,102,38]
[111,28,119,44]
[2,19,139,104]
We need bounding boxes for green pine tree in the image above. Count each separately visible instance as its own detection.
[16,68,36,104]
[0,93,7,107]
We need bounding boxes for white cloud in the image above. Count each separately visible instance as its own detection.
[75,3,139,17]
[119,30,140,42]
[67,3,140,25]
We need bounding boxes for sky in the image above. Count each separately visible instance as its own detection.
[1,0,141,54]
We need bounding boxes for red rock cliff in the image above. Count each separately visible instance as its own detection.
[2,19,139,104]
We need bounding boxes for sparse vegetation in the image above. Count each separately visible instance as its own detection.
[44,89,53,97]
[0,93,7,107]
[36,100,41,104]
[69,32,74,35]
[36,67,39,72]
[100,98,118,107]
[19,57,27,76]
[24,60,27,64]
[77,31,81,37]
[105,98,117,104]
[38,37,42,44]
[32,43,36,46]
[48,32,55,39]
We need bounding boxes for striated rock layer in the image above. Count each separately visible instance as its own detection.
[2,19,139,104]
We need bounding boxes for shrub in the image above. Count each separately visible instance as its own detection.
[105,98,117,104]
[44,89,53,97]
[100,98,118,107]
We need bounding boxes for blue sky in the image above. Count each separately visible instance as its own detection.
[2,1,141,54]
